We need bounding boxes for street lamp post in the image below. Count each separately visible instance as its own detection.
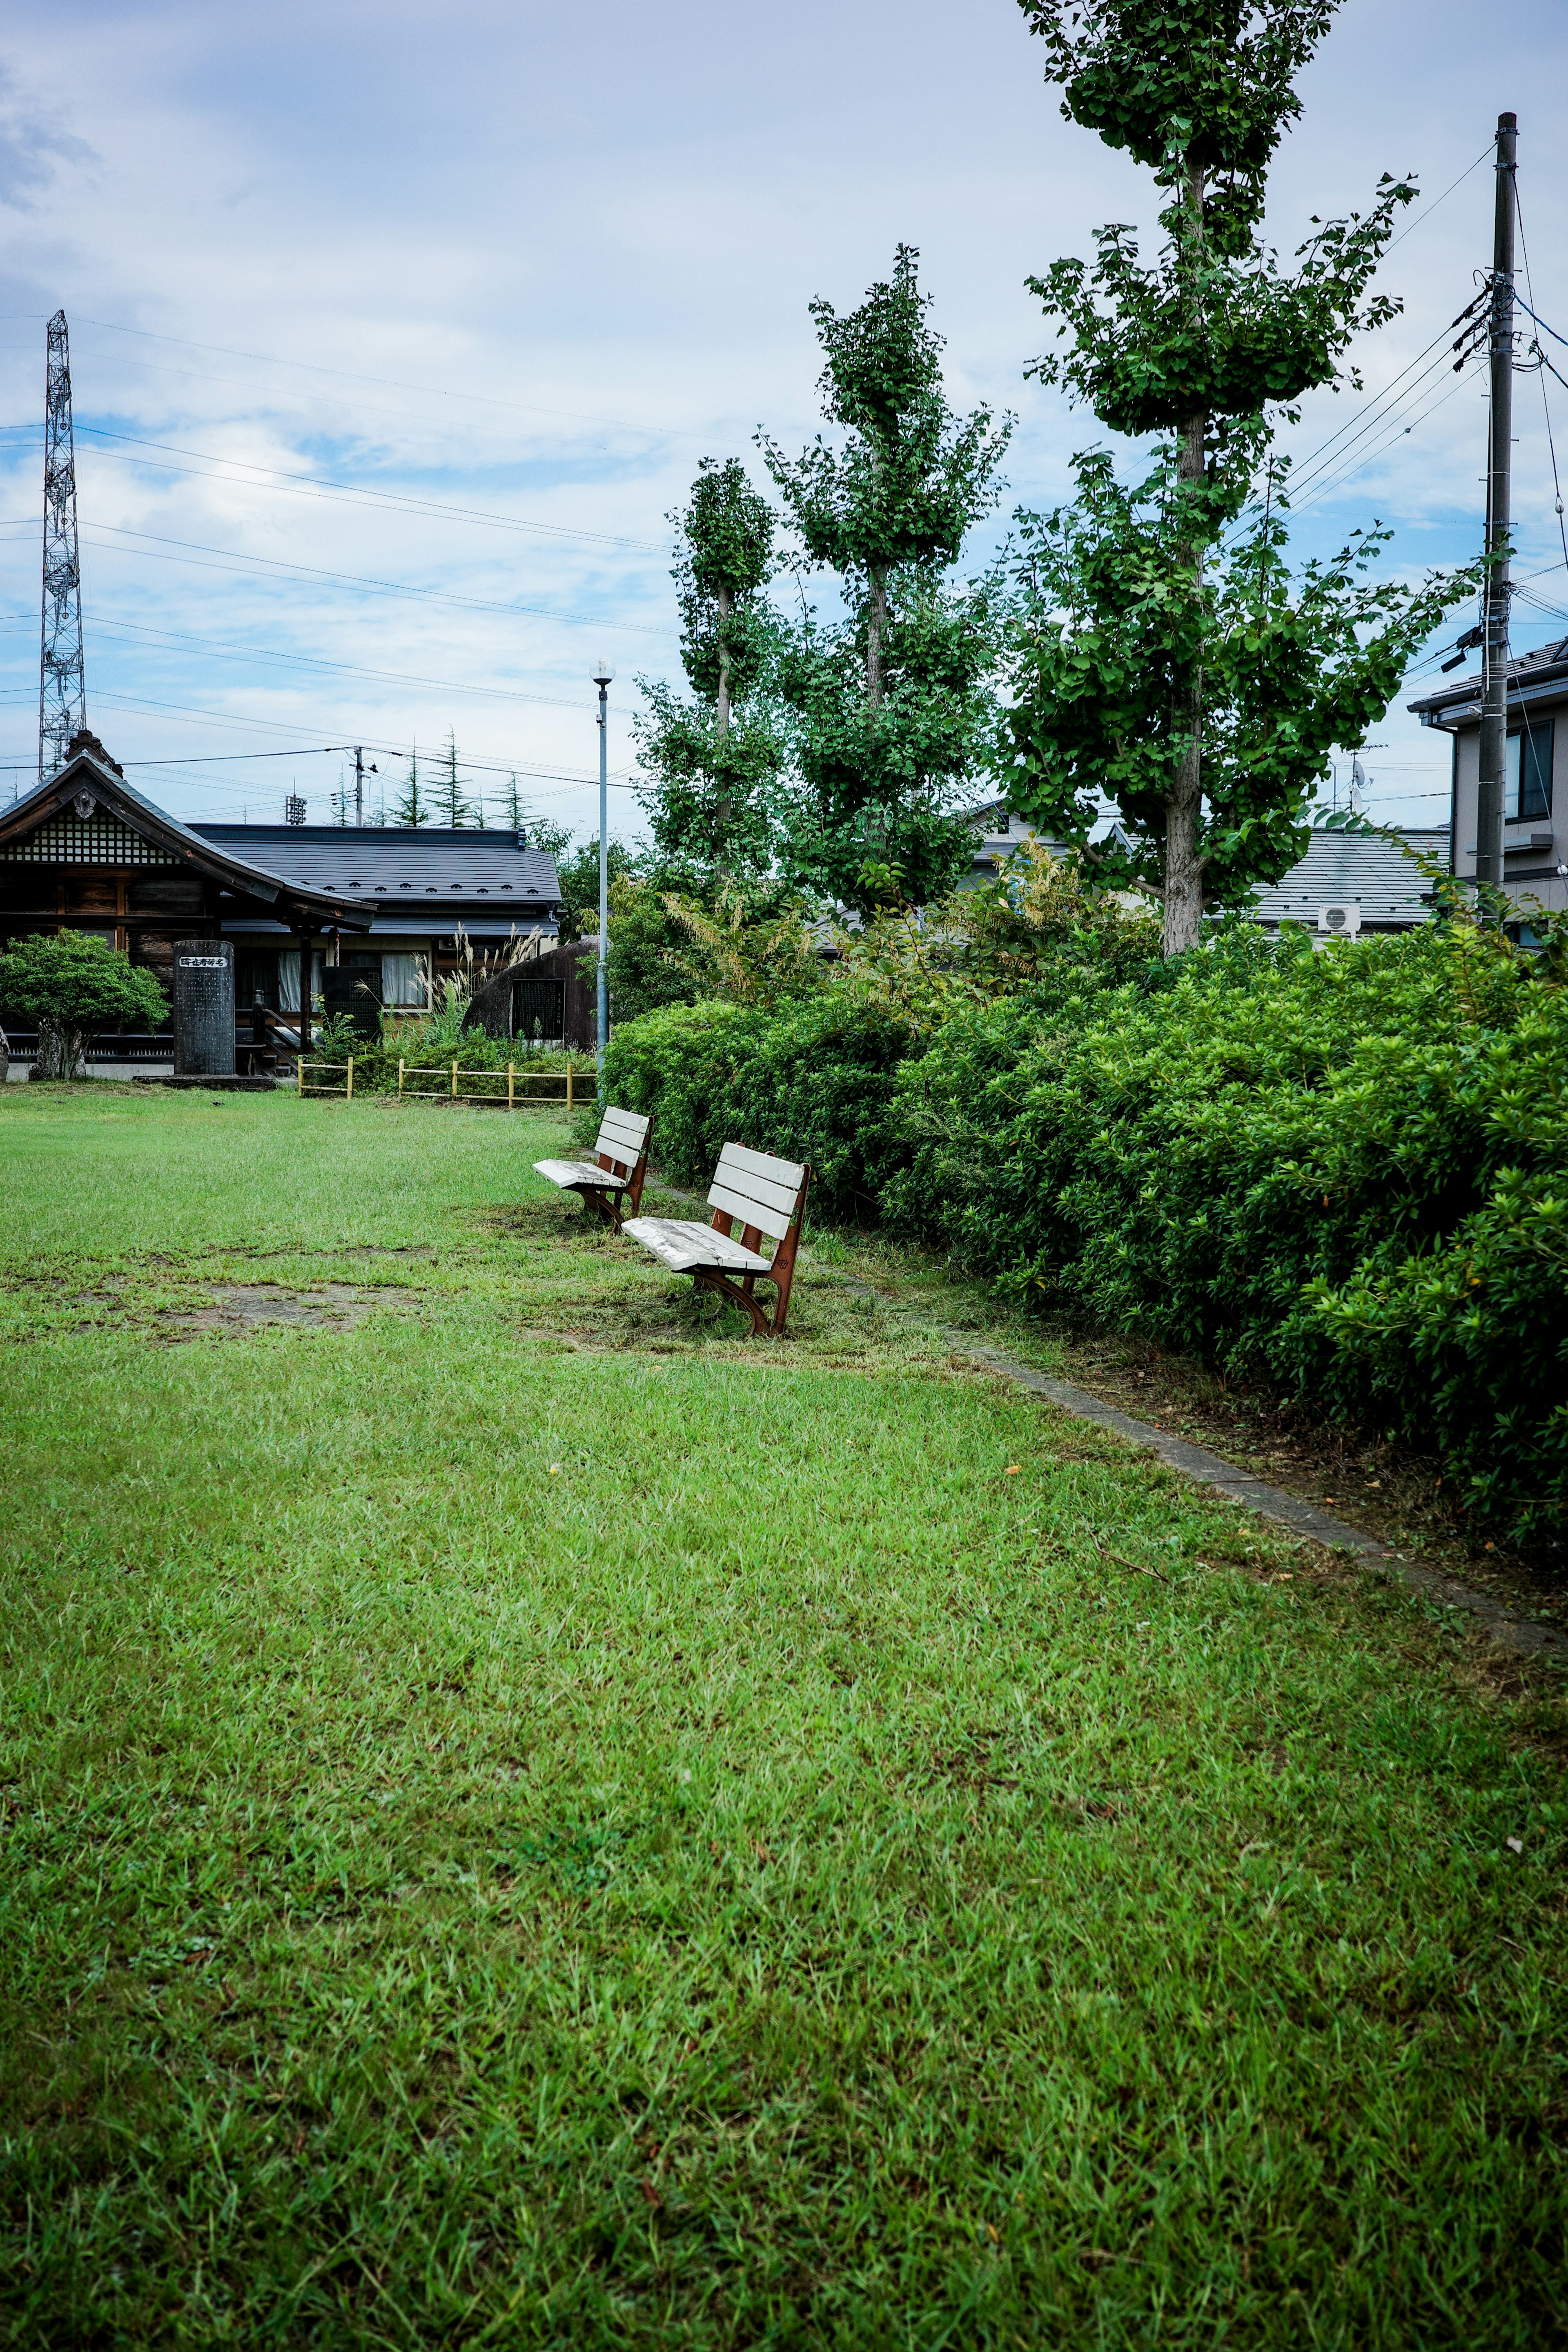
[592,658,614,1087]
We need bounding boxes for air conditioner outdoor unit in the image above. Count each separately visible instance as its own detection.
[1316,902,1362,936]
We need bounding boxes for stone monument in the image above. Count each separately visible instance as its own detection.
[172,939,235,1076]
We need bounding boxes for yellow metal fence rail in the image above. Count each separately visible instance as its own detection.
[296,1059,580,1109]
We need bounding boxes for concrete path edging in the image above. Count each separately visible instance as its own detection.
[962,1343,1564,1662]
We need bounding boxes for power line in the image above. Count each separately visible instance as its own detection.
[1379,144,1495,254]
[65,312,723,448]
[80,612,610,710]
[1285,360,1481,520]
[1283,337,1467,501]
[27,422,666,552]
[0,515,680,641]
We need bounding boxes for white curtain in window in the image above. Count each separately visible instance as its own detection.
[278,950,300,1013]
[381,952,419,1006]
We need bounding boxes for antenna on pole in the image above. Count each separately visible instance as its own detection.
[39,310,86,785]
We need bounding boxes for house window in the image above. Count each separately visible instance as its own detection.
[381,952,421,1006]
[235,949,278,1007]
[1506,717,1553,821]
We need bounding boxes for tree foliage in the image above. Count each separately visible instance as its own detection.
[433,730,476,829]
[635,459,786,887]
[761,247,1011,915]
[1010,0,1469,952]
[0,933,167,1077]
[998,462,1465,905]
[392,746,428,829]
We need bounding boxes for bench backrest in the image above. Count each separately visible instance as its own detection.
[595,1104,651,1174]
[706,1141,807,1243]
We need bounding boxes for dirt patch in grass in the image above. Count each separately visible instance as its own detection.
[157,1283,416,1336]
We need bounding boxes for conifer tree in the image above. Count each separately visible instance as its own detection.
[433,730,474,828]
[392,744,428,829]
[1005,0,1471,952]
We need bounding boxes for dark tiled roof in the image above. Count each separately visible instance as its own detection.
[0,745,376,927]
[192,823,561,904]
[1408,635,1568,720]
[1250,829,1448,928]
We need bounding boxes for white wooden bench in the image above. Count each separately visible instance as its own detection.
[533,1104,651,1231]
[623,1142,811,1338]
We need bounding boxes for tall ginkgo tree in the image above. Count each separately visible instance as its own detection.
[1002,0,1472,953]
[634,457,785,886]
[761,246,1011,913]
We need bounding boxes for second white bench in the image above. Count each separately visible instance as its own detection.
[533,1104,652,1231]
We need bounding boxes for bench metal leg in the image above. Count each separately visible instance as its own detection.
[692,1267,779,1338]
[567,1183,625,1231]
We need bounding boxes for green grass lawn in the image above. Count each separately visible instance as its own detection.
[2,1083,1565,2348]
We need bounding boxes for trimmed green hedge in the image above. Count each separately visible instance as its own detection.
[607,920,1567,1547]
[885,923,1567,1547]
[602,994,916,1222]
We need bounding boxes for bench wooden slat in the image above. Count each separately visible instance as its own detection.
[598,1110,650,1152]
[534,1157,629,1191]
[622,1216,771,1275]
[709,1157,804,1219]
[623,1140,810,1337]
[716,1140,806,1191]
[705,1178,798,1243]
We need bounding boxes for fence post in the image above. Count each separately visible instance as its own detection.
[346,1056,354,1102]
[567,1064,573,1113]
[297,1054,304,1098]
[451,1060,459,1100]
[398,1058,405,1097]
[508,1062,515,1112]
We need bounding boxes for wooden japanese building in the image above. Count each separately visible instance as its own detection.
[0,733,380,1058]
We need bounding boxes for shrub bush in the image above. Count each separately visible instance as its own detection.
[886,920,1567,1546]
[600,847,1160,1217]
[331,1027,590,1094]
[0,933,167,1077]
[602,993,915,1221]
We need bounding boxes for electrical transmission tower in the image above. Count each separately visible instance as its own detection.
[39,310,86,784]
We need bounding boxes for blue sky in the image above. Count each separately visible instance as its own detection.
[0,0,1564,844]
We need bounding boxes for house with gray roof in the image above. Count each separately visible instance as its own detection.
[1408,638,1568,916]
[194,822,563,1014]
[0,733,564,1068]
[960,797,1445,937]
[1247,827,1448,938]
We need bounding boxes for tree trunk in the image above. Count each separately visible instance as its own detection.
[712,584,734,869]
[1163,159,1209,958]
[715,585,733,737]
[866,568,888,711]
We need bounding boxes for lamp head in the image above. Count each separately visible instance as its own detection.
[592,658,615,690]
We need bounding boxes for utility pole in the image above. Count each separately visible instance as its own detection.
[592,659,614,1085]
[352,746,376,826]
[39,312,86,783]
[1476,111,1517,913]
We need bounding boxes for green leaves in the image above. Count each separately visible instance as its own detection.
[996,456,1475,909]
[1019,2,1341,241]
[1013,1,1435,949]
[884,919,1568,1545]
[1029,178,1415,436]
[0,933,167,1076]
[761,246,1011,582]
[634,683,788,884]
